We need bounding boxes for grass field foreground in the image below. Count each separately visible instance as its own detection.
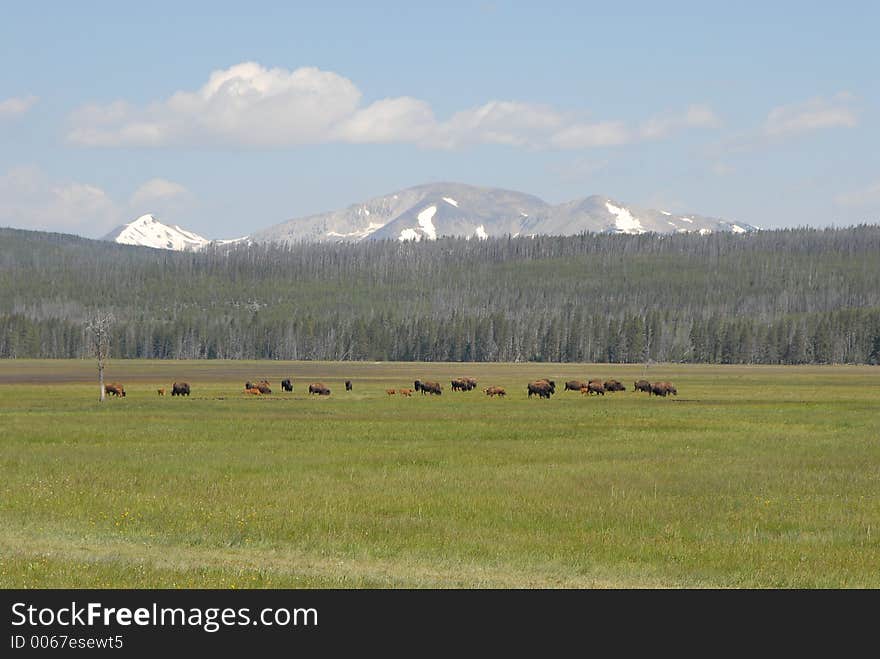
[1,360,878,588]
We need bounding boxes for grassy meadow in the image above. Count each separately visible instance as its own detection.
[0,359,878,588]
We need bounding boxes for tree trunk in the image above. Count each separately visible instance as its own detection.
[98,358,105,402]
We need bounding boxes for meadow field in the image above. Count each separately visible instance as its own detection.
[0,359,878,588]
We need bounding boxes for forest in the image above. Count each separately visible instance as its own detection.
[1,225,879,364]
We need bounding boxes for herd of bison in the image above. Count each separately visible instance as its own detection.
[102,377,677,399]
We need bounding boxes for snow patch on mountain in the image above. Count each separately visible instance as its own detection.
[417,205,437,240]
[442,197,459,207]
[605,202,645,234]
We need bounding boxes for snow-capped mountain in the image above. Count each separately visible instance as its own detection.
[253,182,757,245]
[104,185,756,252]
[103,214,249,251]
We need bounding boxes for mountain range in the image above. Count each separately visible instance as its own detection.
[103,182,757,250]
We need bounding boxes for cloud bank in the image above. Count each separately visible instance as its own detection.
[0,95,38,119]
[67,62,718,150]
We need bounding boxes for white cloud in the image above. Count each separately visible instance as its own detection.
[0,166,119,235]
[764,93,857,137]
[0,95,38,119]
[0,168,194,237]
[835,180,880,208]
[130,178,191,207]
[67,62,718,151]
[639,104,720,139]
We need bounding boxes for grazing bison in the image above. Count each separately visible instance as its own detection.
[345,379,353,391]
[650,381,677,397]
[527,380,554,399]
[157,388,165,396]
[585,381,605,396]
[398,388,413,397]
[308,383,331,396]
[386,388,397,396]
[634,379,652,393]
[256,380,272,394]
[419,381,442,395]
[450,377,476,391]
[604,380,626,392]
[171,382,190,396]
[105,383,125,397]
[564,380,587,392]
[484,386,506,398]
[281,378,293,392]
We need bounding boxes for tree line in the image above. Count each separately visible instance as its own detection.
[1,225,879,364]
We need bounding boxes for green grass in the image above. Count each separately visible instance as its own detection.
[1,359,878,588]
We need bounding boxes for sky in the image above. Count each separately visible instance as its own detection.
[1,1,878,239]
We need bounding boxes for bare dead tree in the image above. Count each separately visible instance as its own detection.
[85,312,114,402]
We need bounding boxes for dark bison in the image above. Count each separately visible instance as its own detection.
[281,378,293,392]
[527,380,554,399]
[345,379,353,391]
[256,380,272,394]
[634,379,652,393]
[171,382,190,396]
[418,380,442,395]
[462,377,477,390]
[650,381,677,397]
[308,383,331,396]
[564,380,587,392]
[484,386,506,397]
[604,380,626,392]
[105,382,125,397]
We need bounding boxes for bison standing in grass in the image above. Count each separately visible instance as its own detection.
[420,381,443,395]
[583,381,604,396]
[308,383,331,396]
[484,386,506,398]
[650,381,677,397]
[564,380,587,392]
[171,382,190,396]
[604,380,626,392]
[281,379,293,392]
[633,379,652,393]
[527,380,554,399]
[105,383,125,397]
[345,380,353,391]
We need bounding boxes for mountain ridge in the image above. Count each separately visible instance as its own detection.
[104,183,757,250]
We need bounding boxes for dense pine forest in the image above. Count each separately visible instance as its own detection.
[1,225,879,364]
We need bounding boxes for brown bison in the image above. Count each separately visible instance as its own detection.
[462,377,477,390]
[564,380,587,392]
[451,377,475,391]
[604,380,626,392]
[527,380,554,399]
[634,379,652,393]
[281,379,293,392]
[157,388,165,396]
[484,386,506,397]
[651,381,677,397]
[399,388,413,397]
[585,381,605,396]
[246,387,262,395]
[105,382,125,397]
[418,380,442,395]
[386,388,397,396]
[171,382,190,396]
[308,383,331,396]
[345,379,353,391]
[251,380,271,394]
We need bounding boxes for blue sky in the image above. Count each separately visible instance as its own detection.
[1,1,877,238]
